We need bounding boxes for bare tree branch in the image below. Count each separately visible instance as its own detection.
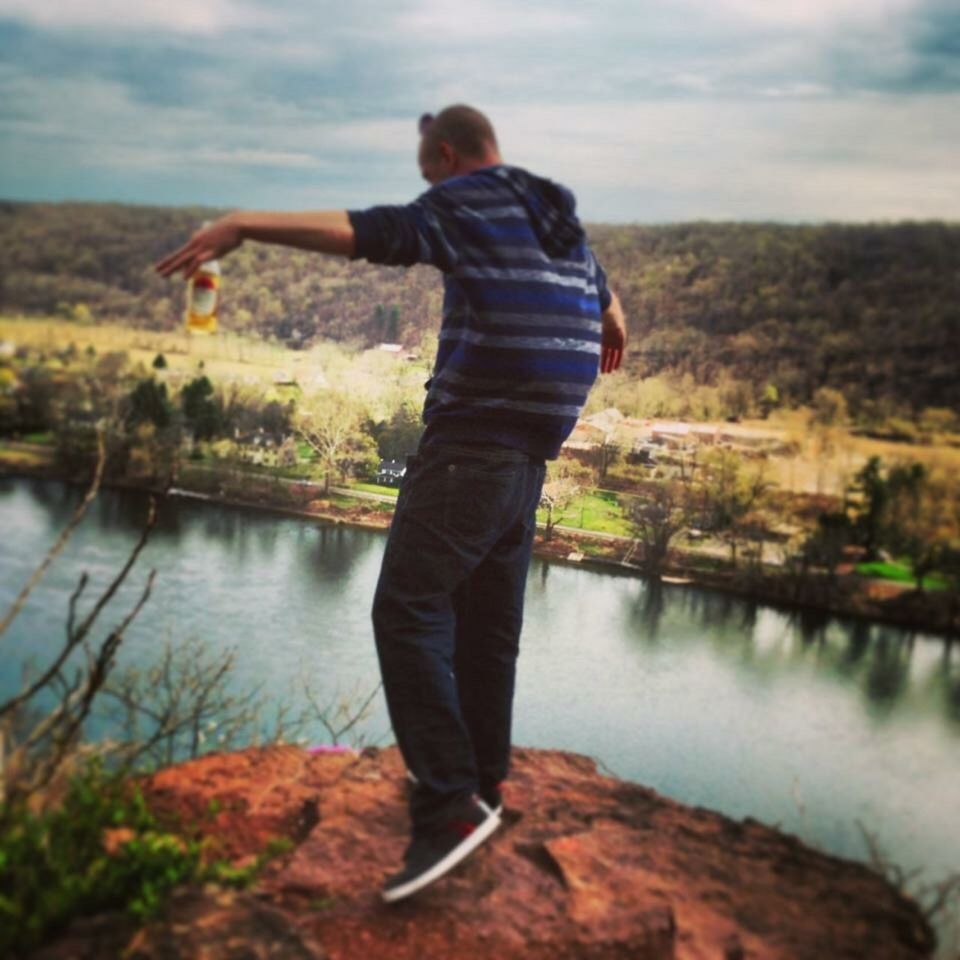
[1,575,91,722]
[0,432,104,639]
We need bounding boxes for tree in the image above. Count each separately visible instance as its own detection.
[595,436,621,482]
[71,303,94,325]
[539,459,589,541]
[13,365,57,434]
[885,464,954,591]
[278,436,300,468]
[811,387,848,428]
[759,383,779,418]
[152,353,167,370]
[376,402,424,461]
[180,375,221,440]
[698,448,773,568]
[625,481,691,577]
[125,377,172,431]
[849,457,888,561]
[801,510,854,592]
[295,391,378,493]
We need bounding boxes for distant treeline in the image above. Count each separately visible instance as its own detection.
[1,200,958,416]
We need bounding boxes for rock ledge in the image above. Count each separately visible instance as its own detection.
[32,745,934,960]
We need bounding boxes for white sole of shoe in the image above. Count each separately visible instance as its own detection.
[381,811,501,903]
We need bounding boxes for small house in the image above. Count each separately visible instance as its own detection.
[376,459,406,487]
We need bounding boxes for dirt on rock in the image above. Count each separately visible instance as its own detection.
[30,744,935,960]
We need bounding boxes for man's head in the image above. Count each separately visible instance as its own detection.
[417,104,502,186]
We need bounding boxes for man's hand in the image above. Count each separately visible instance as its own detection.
[154,215,243,279]
[600,291,626,374]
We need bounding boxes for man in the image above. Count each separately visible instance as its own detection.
[156,104,626,902]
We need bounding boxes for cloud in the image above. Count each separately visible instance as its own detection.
[494,96,960,221]
[830,0,960,93]
[0,0,957,218]
[678,0,919,30]
[0,0,273,35]
[392,0,586,40]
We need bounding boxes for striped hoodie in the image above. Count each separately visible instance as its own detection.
[348,164,611,460]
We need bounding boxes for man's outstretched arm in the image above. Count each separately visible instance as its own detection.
[154,210,356,279]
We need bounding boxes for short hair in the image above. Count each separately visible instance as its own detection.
[419,104,499,161]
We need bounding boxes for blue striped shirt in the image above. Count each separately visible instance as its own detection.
[348,164,610,459]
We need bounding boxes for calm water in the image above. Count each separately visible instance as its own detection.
[2,477,959,948]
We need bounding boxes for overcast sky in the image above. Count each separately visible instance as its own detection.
[0,0,957,221]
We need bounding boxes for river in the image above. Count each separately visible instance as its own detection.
[1,477,958,952]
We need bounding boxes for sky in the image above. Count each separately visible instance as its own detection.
[0,0,958,222]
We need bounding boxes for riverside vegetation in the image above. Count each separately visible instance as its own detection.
[1,201,959,629]
[2,314,959,634]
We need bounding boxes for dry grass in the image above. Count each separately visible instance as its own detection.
[0,447,53,469]
[4,315,959,499]
[2,316,290,380]
[759,410,960,497]
[0,316,352,389]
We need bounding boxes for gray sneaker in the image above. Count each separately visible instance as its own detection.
[382,795,501,903]
[405,771,504,816]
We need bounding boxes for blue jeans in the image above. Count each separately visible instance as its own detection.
[372,440,546,832]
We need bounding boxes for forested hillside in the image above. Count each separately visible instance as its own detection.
[1,200,957,416]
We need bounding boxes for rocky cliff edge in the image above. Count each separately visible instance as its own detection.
[31,745,934,960]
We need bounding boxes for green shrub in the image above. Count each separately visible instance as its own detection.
[0,755,288,955]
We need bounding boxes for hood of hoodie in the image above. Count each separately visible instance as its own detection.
[481,165,586,257]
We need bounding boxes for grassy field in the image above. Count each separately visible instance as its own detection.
[856,560,948,591]
[21,431,55,445]
[1,315,431,421]
[538,490,633,537]
[0,445,53,469]
[0,316,295,384]
[758,409,960,497]
[349,481,633,536]
[348,481,400,498]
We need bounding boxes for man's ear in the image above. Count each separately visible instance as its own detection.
[438,141,456,168]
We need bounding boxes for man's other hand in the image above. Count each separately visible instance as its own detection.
[154,216,243,279]
[600,291,626,374]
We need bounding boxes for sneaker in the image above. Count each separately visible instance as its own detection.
[479,782,504,816]
[406,771,504,815]
[382,795,501,903]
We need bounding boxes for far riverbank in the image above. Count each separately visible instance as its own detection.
[1,440,956,639]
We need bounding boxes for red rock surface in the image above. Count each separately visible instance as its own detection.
[32,745,934,960]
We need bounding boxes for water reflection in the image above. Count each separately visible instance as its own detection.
[312,524,366,582]
[839,619,872,674]
[93,488,157,536]
[4,478,958,735]
[793,605,831,647]
[629,580,665,641]
[864,635,912,715]
[610,570,959,730]
[931,645,960,726]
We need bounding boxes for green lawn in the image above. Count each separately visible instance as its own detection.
[21,431,55,445]
[328,493,362,510]
[348,481,399,498]
[537,490,633,537]
[856,560,948,591]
